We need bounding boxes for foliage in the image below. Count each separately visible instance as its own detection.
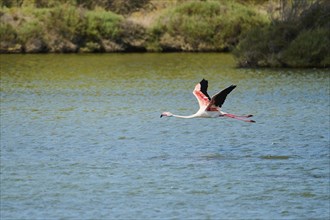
[1,0,268,53]
[45,5,82,40]
[282,28,330,67]
[107,0,150,14]
[234,0,330,68]
[0,5,124,52]
[85,9,122,41]
[17,19,43,43]
[149,0,268,52]
[0,0,150,14]
[0,22,16,42]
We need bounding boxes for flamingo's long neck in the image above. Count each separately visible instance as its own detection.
[172,114,198,119]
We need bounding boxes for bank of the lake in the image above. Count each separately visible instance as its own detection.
[1,0,329,68]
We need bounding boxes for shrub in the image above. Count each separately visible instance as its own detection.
[74,0,150,14]
[150,0,268,51]
[85,8,123,42]
[43,5,84,41]
[0,22,17,42]
[109,0,150,14]
[233,21,300,67]
[80,41,101,52]
[17,19,44,42]
[283,28,330,67]
[234,0,330,67]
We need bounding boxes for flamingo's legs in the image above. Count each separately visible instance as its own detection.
[223,113,255,123]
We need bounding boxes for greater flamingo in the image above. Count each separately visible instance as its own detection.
[160,79,255,122]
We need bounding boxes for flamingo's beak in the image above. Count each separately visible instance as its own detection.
[160,114,163,118]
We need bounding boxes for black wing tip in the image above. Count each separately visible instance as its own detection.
[201,80,236,88]
[228,84,237,91]
[199,78,211,100]
[200,80,237,90]
[226,85,237,94]
[199,79,208,88]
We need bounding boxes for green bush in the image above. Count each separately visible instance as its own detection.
[234,0,330,68]
[85,9,122,41]
[283,28,330,67]
[43,5,83,40]
[80,41,101,52]
[109,0,150,14]
[0,22,17,42]
[17,20,44,42]
[233,21,300,67]
[150,0,268,51]
[232,26,268,67]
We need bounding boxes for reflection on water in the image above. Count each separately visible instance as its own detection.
[1,54,329,219]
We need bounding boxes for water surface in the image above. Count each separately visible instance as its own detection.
[1,53,329,219]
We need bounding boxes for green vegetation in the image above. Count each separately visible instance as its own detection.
[0,0,267,53]
[0,6,126,52]
[0,0,149,14]
[233,0,330,68]
[0,0,329,68]
[149,1,268,51]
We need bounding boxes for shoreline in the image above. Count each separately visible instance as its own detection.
[1,52,328,69]
[1,1,329,68]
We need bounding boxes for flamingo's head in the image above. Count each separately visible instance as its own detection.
[160,112,173,118]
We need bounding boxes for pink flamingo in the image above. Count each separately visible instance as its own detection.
[160,79,255,122]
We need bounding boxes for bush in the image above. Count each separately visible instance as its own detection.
[0,22,17,42]
[283,28,330,67]
[109,0,150,14]
[42,5,84,41]
[0,5,126,52]
[233,21,300,67]
[150,0,268,51]
[0,21,22,52]
[85,8,122,41]
[234,0,330,68]
[17,19,44,42]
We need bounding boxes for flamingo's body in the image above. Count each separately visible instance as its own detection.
[160,79,255,123]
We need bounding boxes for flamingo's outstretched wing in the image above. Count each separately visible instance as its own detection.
[193,79,211,109]
[208,85,236,109]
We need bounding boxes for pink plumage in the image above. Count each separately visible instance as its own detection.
[161,79,255,123]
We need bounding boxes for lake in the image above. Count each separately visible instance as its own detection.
[1,53,329,219]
